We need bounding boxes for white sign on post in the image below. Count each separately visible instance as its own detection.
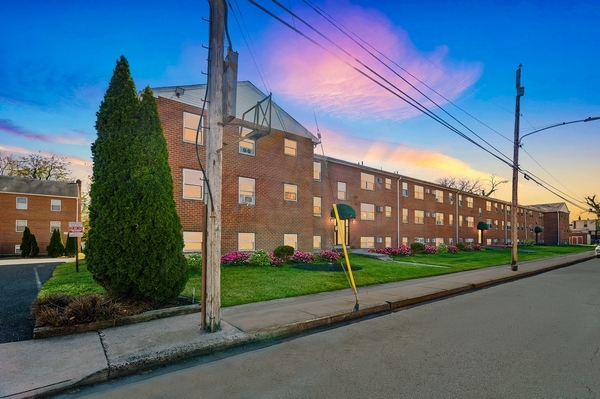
[68,222,84,237]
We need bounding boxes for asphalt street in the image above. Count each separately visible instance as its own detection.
[0,261,59,343]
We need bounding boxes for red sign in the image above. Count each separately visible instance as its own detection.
[68,222,84,237]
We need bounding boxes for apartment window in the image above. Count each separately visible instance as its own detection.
[284,184,298,201]
[360,236,375,249]
[284,138,297,156]
[313,197,322,216]
[385,178,392,190]
[529,224,533,232]
[436,238,444,246]
[402,208,408,223]
[448,238,454,246]
[487,219,493,228]
[414,185,424,199]
[183,232,203,252]
[50,221,61,233]
[337,182,347,200]
[458,195,463,206]
[284,234,298,250]
[401,237,408,246]
[183,112,202,144]
[502,221,505,230]
[385,237,392,247]
[415,237,424,243]
[16,220,27,232]
[501,204,505,213]
[494,220,498,229]
[313,162,322,181]
[478,208,482,218]
[361,173,375,191]
[435,190,443,203]
[466,216,474,228]
[467,197,473,208]
[183,169,204,200]
[507,205,511,215]
[16,197,27,210]
[415,210,425,224]
[465,238,474,245]
[449,214,454,226]
[436,213,444,225]
[313,235,322,251]
[238,233,255,251]
[507,222,512,231]
[385,206,392,218]
[239,177,255,205]
[361,203,375,220]
[51,199,61,212]
[494,203,498,212]
[402,182,408,197]
[486,201,492,212]
[14,245,22,255]
[459,215,463,227]
[449,193,453,205]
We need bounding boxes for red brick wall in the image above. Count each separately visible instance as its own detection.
[0,193,79,255]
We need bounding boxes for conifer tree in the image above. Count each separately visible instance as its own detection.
[86,56,187,304]
[46,229,65,257]
[20,227,32,257]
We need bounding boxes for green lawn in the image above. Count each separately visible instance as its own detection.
[39,245,594,308]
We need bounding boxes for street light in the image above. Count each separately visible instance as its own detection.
[510,67,600,271]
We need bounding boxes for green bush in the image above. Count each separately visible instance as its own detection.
[273,245,295,261]
[437,243,448,254]
[187,254,202,270]
[456,242,466,251]
[20,227,34,257]
[249,249,272,267]
[65,236,78,256]
[410,242,425,253]
[524,239,535,247]
[30,234,39,257]
[47,229,65,258]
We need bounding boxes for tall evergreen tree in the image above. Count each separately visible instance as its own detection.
[20,227,32,257]
[86,56,187,304]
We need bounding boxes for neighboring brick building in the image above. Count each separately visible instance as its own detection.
[528,203,570,245]
[0,176,81,255]
[153,81,566,254]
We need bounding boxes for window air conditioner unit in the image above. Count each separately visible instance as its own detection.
[240,195,254,204]
[431,190,436,194]
[425,212,430,217]
[376,237,383,243]
[241,147,254,155]
[435,198,440,202]
[376,177,383,184]
[425,188,430,194]
[436,221,442,225]
[376,206,383,212]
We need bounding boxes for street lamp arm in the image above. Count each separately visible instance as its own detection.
[519,116,600,143]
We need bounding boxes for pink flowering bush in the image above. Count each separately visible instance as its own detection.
[424,245,437,254]
[367,246,412,257]
[447,245,459,254]
[269,252,283,267]
[221,251,251,266]
[289,251,315,263]
[472,244,483,251]
[317,250,340,262]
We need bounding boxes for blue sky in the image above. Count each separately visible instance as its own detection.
[1,0,599,218]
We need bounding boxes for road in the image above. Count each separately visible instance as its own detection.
[0,260,61,343]
[60,258,600,398]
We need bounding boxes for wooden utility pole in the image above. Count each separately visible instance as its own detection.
[202,0,225,332]
[511,64,524,271]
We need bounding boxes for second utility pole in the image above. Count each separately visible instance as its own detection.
[511,64,525,271]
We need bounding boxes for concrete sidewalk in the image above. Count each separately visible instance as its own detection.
[1,251,596,399]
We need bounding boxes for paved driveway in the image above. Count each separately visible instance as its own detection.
[0,260,64,343]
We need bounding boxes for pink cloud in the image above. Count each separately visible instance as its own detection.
[261,2,482,121]
[0,119,91,145]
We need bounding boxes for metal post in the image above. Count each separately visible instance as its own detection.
[202,0,225,332]
[511,64,524,271]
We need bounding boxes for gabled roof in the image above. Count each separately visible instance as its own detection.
[151,81,319,143]
[526,202,570,214]
[0,176,79,198]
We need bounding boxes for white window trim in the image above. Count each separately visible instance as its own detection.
[183,168,204,200]
[284,138,297,156]
[337,182,347,200]
[238,233,255,251]
[284,234,298,250]
[183,231,203,252]
[361,173,375,191]
[183,112,203,144]
[313,162,322,181]
[239,177,256,205]
[16,197,27,210]
[284,184,298,202]
[16,220,27,232]
[361,203,375,220]
[51,199,61,212]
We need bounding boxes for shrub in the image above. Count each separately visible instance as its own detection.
[19,227,33,258]
[65,236,78,256]
[462,245,474,252]
[221,251,251,266]
[46,229,65,258]
[269,252,284,267]
[248,249,272,267]
[410,242,425,253]
[187,254,202,270]
[369,246,413,256]
[273,245,295,261]
[456,242,466,251]
[472,244,483,251]
[424,245,437,254]
[317,250,340,262]
[289,251,315,263]
[30,234,39,257]
[436,243,448,254]
[524,239,535,247]
[447,245,459,254]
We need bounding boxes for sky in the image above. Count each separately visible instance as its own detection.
[1,0,599,220]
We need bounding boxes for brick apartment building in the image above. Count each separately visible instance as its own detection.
[0,176,81,255]
[153,81,566,254]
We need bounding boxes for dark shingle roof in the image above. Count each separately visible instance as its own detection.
[0,176,79,197]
